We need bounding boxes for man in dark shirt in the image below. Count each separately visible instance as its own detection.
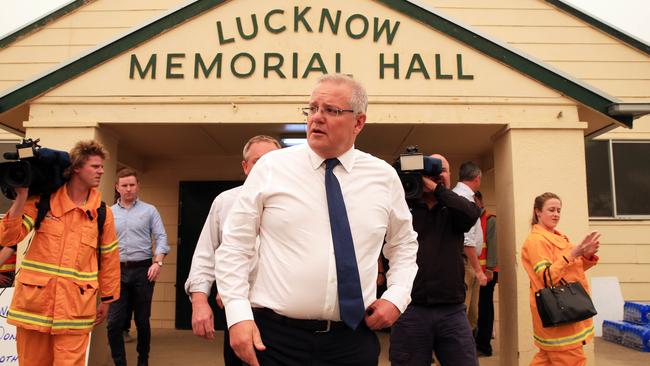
[389,154,481,366]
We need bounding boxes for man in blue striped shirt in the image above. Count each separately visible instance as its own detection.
[107,168,169,366]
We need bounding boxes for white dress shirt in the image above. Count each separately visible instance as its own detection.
[215,144,419,327]
[184,186,242,296]
[452,182,483,254]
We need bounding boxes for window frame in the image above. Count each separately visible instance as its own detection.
[588,139,650,220]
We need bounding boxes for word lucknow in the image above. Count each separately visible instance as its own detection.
[128,7,474,80]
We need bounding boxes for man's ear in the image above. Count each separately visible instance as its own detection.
[354,113,366,135]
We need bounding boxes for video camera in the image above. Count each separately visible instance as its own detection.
[0,138,71,200]
[393,146,443,200]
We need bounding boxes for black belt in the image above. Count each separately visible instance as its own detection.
[253,308,349,333]
[120,259,151,268]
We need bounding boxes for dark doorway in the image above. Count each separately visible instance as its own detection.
[175,180,242,329]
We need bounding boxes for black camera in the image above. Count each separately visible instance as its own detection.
[0,138,71,200]
[393,146,443,200]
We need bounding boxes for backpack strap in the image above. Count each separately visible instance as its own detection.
[33,193,51,230]
[96,201,106,271]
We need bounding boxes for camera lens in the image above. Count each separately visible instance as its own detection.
[401,174,423,200]
[3,161,32,188]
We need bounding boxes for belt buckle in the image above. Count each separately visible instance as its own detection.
[314,320,331,333]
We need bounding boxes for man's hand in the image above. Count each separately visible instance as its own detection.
[364,298,400,330]
[147,263,161,282]
[229,320,266,366]
[14,187,28,200]
[376,272,386,287]
[7,187,29,219]
[191,292,215,339]
[94,303,110,326]
[216,293,224,309]
[485,269,494,282]
[476,270,488,286]
[422,176,438,192]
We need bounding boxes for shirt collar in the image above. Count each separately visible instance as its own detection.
[50,184,101,217]
[454,181,474,197]
[117,198,139,209]
[307,145,356,173]
[532,224,570,248]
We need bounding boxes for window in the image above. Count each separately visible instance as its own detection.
[585,140,650,218]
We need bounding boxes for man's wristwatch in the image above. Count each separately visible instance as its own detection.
[155,261,163,267]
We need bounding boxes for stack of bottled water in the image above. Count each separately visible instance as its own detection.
[603,301,650,352]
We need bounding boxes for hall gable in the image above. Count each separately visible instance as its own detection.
[2,0,637,127]
[42,0,564,101]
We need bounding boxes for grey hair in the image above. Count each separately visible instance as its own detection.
[458,161,482,182]
[315,74,368,114]
[242,135,281,161]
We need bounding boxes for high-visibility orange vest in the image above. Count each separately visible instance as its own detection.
[479,211,497,273]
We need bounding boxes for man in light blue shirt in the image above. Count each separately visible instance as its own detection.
[107,168,169,366]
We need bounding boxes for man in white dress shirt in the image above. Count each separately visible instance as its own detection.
[215,74,419,366]
[452,161,486,331]
[184,135,280,366]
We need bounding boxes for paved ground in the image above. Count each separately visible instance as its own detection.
[115,328,648,365]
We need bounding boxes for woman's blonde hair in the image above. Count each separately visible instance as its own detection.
[531,192,561,226]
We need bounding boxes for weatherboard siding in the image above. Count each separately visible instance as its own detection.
[0,0,186,91]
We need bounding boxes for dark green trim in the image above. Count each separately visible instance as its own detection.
[0,0,89,49]
[546,0,650,56]
[0,0,225,114]
[378,0,633,127]
[0,0,635,127]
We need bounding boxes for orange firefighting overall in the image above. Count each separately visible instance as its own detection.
[521,224,598,366]
[0,185,120,366]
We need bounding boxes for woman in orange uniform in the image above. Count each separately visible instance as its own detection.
[521,192,600,366]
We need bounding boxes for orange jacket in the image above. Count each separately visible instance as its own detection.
[0,184,120,334]
[521,224,598,351]
[478,211,497,273]
[0,252,16,273]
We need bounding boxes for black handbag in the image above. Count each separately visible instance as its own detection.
[535,266,597,328]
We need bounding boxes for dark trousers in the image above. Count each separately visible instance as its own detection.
[123,293,134,332]
[254,309,379,366]
[390,303,478,366]
[107,264,155,365]
[476,272,498,354]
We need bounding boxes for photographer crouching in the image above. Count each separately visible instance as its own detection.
[389,149,481,366]
[0,139,120,366]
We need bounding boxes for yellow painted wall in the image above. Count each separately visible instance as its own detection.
[0,0,186,91]
[424,0,650,102]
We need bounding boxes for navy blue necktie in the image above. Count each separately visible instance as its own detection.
[324,158,365,330]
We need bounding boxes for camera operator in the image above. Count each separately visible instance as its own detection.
[0,140,120,366]
[390,154,481,366]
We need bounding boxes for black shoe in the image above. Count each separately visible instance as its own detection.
[137,357,149,366]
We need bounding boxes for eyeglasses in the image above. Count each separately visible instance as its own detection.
[301,106,355,117]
